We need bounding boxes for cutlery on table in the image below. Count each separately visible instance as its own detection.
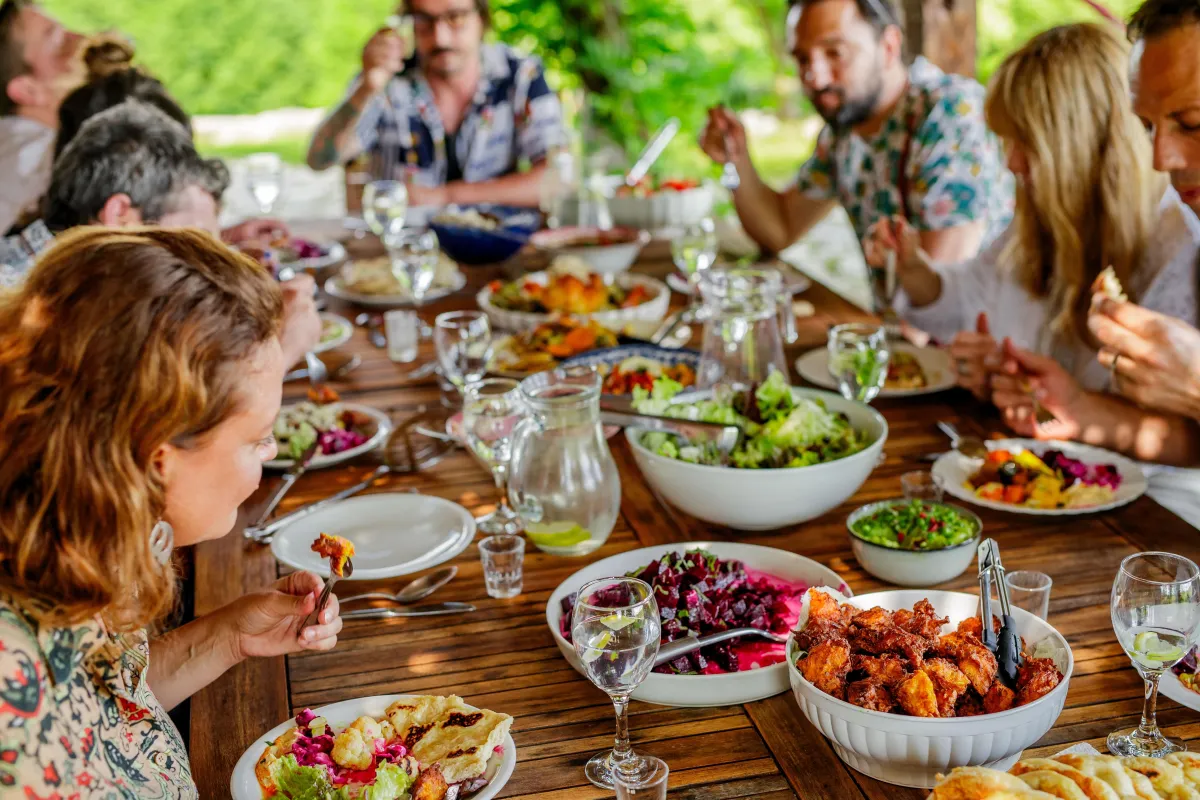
[305,350,329,388]
[654,627,788,668]
[302,557,354,630]
[244,464,391,542]
[342,601,475,620]
[720,133,741,191]
[339,565,457,605]
[936,421,989,459]
[284,353,362,383]
[355,312,388,349]
[248,439,320,530]
[978,538,1022,687]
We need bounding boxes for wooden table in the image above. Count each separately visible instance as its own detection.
[190,243,1200,799]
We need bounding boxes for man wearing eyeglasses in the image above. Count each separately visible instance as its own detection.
[701,0,1011,264]
[0,0,85,235]
[307,0,565,209]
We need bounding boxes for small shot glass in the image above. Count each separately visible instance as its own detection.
[901,470,944,502]
[1005,570,1052,620]
[478,535,524,599]
[384,309,419,363]
[615,756,669,800]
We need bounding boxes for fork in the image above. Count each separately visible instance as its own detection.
[304,351,329,388]
[301,558,353,632]
[720,134,741,191]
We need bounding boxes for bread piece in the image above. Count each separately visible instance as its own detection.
[1011,759,1121,800]
[1166,753,1200,788]
[1121,757,1200,800]
[1092,266,1128,302]
[1017,770,1098,800]
[928,766,1060,799]
[1052,754,1159,799]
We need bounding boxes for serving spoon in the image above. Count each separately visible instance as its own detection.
[654,628,788,668]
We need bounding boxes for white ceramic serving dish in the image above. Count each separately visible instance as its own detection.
[845,500,982,587]
[265,403,391,471]
[625,387,888,530]
[530,227,651,276]
[546,541,851,707]
[787,589,1073,788]
[230,693,515,800]
[932,438,1148,516]
[475,271,670,332]
[796,343,957,398]
[608,185,714,229]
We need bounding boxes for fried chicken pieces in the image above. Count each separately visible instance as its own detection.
[795,591,1063,718]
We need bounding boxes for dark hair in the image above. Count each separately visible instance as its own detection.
[398,0,491,27]
[0,0,33,116]
[56,68,191,160]
[790,0,902,34]
[1129,0,1200,41]
[44,101,229,232]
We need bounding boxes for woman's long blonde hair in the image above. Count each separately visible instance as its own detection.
[985,22,1160,346]
[0,228,282,631]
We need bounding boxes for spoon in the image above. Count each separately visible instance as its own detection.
[654,627,788,668]
[339,565,457,605]
[302,558,353,631]
[355,312,387,348]
[936,421,989,459]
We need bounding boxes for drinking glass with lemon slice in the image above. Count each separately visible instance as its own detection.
[571,577,661,789]
[1109,551,1200,757]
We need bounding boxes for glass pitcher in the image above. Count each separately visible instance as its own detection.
[507,366,621,556]
[695,269,792,390]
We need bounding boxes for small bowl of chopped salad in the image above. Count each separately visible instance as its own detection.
[846,499,982,587]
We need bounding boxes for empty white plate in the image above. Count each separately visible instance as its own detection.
[271,493,476,579]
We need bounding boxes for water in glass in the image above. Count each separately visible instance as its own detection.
[827,323,890,403]
[670,219,717,287]
[384,309,419,363]
[695,269,790,391]
[363,180,409,239]
[245,153,284,214]
[478,535,524,599]
[386,229,439,303]
[463,379,524,535]
[434,311,492,390]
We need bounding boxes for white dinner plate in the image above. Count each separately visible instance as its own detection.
[312,312,353,354]
[324,271,467,308]
[1162,667,1200,713]
[270,493,476,580]
[265,403,391,471]
[546,541,851,707]
[795,343,956,398]
[230,693,516,800]
[280,241,347,272]
[932,438,1148,516]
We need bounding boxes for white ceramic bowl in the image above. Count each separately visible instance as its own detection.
[846,500,982,587]
[626,387,888,531]
[476,271,670,332]
[531,227,651,277]
[609,185,715,229]
[546,541,852,707]
[787,589,1073,789]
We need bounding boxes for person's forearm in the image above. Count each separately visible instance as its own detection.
[731,164,797,255]
[148,608,243,712]
[443,164,547,208]
[1073,391,1200,466]
[898,257,943,308]
[306,85,373,171]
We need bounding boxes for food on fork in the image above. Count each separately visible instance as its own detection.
[1092,266,1128,302]
[927,752,1200,799]
[312,533,355,577]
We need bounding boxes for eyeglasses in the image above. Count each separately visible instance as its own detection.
[409,8,478,32]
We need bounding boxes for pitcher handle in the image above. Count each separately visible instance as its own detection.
[780,288,799,345]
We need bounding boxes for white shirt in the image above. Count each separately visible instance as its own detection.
[896,189,1200,391]
[0,116,55,234]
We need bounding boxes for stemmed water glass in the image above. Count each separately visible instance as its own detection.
[1109,552,1200,757]
[434,311,493,392]
[827,322,891,403]
[363,180,409,240]
[571,577,662,790]
[462,378,524,535]
[386,229,439,304]
[245,153,284,215]
[670,218,717,290]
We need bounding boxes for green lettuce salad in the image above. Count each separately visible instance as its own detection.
[632,371,869,469]
[268,755,414,800]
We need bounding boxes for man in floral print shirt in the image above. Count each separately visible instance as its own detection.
[702,0,1012,262]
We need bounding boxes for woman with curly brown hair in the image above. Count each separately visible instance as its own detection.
[0,227,343,795]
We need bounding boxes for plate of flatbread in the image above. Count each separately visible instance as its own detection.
[927,752,1200,799]
[230,693,515,800]
[325,254,466,308]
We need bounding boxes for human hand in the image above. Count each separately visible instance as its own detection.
[862,215,924,272]
[699,106,748,167]
[226,571,342,659]
[946,313,998,401]
[362,28,404,94]
[221,218,290,248]
[405,182,450,208]
[1089,296,1200,419]
[279,274,321,366]
[989,338,1086,440]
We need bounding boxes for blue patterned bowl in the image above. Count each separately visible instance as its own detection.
[562,344,700,396]
[429,205,541,266]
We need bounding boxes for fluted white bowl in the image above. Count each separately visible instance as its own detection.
[786,589,1073,789]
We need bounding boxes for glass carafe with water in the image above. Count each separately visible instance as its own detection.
[507,366,621,556]
[695,269,791,390]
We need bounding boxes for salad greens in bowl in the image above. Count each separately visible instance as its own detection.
[625,372,887,530]
[846,499,982,587]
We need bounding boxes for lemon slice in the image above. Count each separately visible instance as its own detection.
[581,630,612,663]
[600,614,636,632]
[1132,632,1183,663]
[526,521,591,548]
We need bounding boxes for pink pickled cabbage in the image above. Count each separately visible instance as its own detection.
[318,427,368,455]
[1042,450,1123,490]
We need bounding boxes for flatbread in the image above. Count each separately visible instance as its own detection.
[1121,757,1200,799]
[1053,754,1157,799]
[1011,759,1121,800]
[1166,753,1200,788]
[387,695,514,783]
[1017,770,1097,800]
[928,767,1058,799]
[254,726,300,794]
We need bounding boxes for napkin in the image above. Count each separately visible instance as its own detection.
[1052,742,1102,757]
[1143,465,1200,532]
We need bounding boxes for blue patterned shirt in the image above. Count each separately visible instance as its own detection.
[346,43,566,185]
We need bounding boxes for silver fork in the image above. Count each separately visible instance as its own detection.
[720,134,741,191]
[301,558,353,631]
[304,351,329,388]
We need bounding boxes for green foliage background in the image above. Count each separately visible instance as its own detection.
[47,0,1144,174]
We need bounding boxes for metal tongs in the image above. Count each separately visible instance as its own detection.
[598,406,742,460]
[977,538,1021,687]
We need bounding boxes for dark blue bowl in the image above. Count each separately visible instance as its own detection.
[429,205,541,266]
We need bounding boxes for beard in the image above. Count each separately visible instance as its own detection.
[808,64,886,132]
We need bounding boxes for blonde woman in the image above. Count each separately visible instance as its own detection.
[0,228,342,794]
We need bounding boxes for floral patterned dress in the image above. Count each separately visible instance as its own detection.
[0,598,196,798]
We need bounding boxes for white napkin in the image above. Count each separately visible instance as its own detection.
[1053,742,1103,757]
[1143,465,1200,531]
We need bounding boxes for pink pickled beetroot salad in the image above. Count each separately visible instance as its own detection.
[1041,450,1123,490]
[289,709,409,785]
[560,550,821,675]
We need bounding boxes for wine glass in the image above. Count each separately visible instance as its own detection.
[1109,552,1200,757]
[670,218,717,288]
[827,322,891,403]
[245,153,284,215]
[434,311,493,391]
[363,180,409,239]
[462,378,524,535]
[386,229,439,304]
[571,577,662,789]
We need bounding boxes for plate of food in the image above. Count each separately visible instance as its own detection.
[272,236,347,271]
[230,693,515,800]
[430,204,540,265]
[476,259,670,332]
[489,318,619,377]
[1163,647,1200,712]
[795,343,956,397]
[313,313,353,354]
[529,226,650,276]
[932,439,1147,515]
[324,255,466,308]
[929,751,1200,799]
[270,494,476,580]
[789,588,1071,787]
[562,344,699,397]
[546,542,851,707]
[266,401,391,470]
